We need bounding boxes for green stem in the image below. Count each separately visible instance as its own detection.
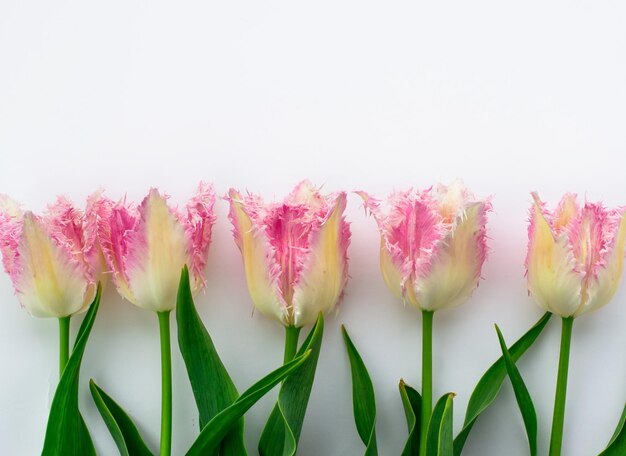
[158,311,172,456]
[284,325,301,364]
[58,316,71,377]
[419,310,434,456]
[549,316,574,456]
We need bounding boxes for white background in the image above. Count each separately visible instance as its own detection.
[1,1,625,455]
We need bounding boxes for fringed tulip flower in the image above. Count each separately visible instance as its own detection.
[97,183,216,456]
[526,192,626,318]
[359,180,491,456]
[358,180,491,312]
[228,181,350,453]
[98,184,216,312]
[227,180,350,329]
[0,194,107,375]
[526,192,626,455]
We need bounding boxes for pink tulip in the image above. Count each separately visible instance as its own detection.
[358,180,491,312]
[0,194,105,318]
[526,192,626,318]
[97,183,216,312]
[227,181,350,328]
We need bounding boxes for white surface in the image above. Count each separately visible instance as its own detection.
[1,1,626,455]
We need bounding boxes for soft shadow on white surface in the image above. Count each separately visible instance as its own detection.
[1,1,626,455]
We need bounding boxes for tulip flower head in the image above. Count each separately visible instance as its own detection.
[359,180,491,312]
[227,181,350,328]
[0,195,104,318]
[98,183,216,312]
[526,192,626,318]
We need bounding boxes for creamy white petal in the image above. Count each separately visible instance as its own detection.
[16,213,91,317]
[292,195,348,327]
[413,203,487,311]
[126,191,189,312]
[527,203,582,317]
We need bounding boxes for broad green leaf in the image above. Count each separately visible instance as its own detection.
[341,326,377,456]
[600,404,626,456]
[495,325,537,456]
[454,312,551,455]
[176,266,245,455]
[258,314,325,456]
[185,349,312,456]
[426,393,455,456]
[42,284,102,456]
[89,380,153,456]
[399,380,422,456]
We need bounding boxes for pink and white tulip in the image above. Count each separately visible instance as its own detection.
[227,181,350,328]
[526,192,626,318]
[98,184,216,313]
[359,180,491,312]
[0,195,105,318]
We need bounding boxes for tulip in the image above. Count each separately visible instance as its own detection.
[526,192,626,456]
[227,180,350,360]
[359,180,491,456]
[98,183,216,456]
[0,194,105,375]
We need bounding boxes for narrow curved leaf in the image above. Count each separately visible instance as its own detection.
[495,325,537,456]
[176,265,245,455]
[426,393,455,456]
[185,349,312,456]
[42,284,102,456]
[600,404,626,456]
[341,325,377,455]
[399,380,422,456]
[89,380,153,456]
[258,314,324,456]
[454,312,551,455]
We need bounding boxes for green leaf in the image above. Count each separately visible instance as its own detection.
[399,380,422,456]
[42,284,102,456]
[454,312,551,455]
[426,393,455,456]
[600,403,626,456]
[341,325,377,455]
[89,380,153,456]
[176,265,245,455]
[495,325,537,456]
[258,314,325,456]
[185,349,312,456]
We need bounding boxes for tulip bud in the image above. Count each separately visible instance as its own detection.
[359,180,491,312]
[526,192,626,318]
[0,195,104,318]
[98,183,216,312]
[227,181,350,328]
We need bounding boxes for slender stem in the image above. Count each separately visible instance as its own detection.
[58,316,71,377]
[157,311,172,456]
[419,310,434,456]
[284,325,301,364]
[549,316,574,456]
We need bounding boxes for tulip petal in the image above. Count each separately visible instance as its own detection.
[228,190,287,324]
[526,198,582,317]
[182,182,217,290]
[413,202,489,311]
[553,193,579,235]
[99,200,137,304]
[16,213,92,317]
[0,194,23,279]
[292,193,349,327]
[379,239,405,301]
[575,211,626,317]
[125,190,189,312]
[84,191,111,284]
